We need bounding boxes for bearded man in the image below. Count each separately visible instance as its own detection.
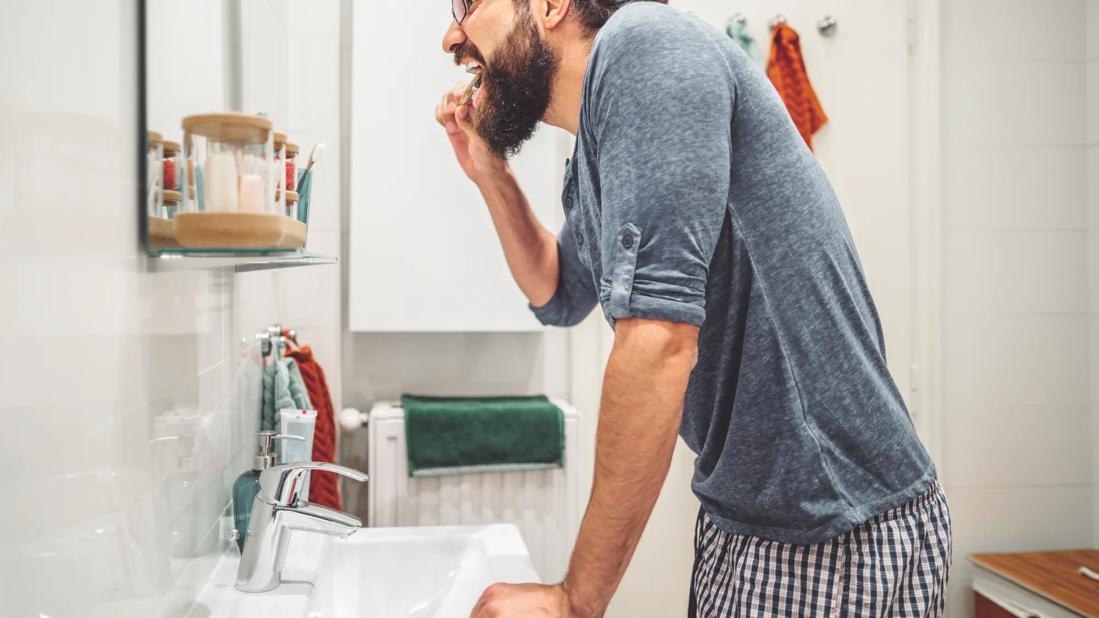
[433,1,951,616]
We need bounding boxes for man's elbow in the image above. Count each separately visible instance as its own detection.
[612,317,700,375]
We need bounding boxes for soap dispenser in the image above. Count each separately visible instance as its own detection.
[232,430,304,551]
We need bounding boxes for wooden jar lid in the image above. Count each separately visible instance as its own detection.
[273,132,299,156]
[162,189,182,204]
[147,131,163,146]
[285,190,299,204]
[182,113,272,143]
[162,140,180,156]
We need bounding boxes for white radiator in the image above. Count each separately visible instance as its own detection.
[367,400,582,582]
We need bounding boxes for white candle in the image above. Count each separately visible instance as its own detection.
[204,151,238,212]
[239,173,265,213]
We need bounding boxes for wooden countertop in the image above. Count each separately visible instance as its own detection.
[971,550,1099,617]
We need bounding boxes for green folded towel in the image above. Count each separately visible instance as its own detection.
[402,395,564,478]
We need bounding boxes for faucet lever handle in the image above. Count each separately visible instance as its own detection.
[259,461,368,506]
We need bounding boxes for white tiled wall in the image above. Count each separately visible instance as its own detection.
[0,1,343,616]
[941,1,1094,616]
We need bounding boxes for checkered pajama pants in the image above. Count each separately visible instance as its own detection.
[690,482,952,617]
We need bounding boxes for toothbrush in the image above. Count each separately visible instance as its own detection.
[459,73,482,107]
[296,143,325,226]
[306,143,325,171]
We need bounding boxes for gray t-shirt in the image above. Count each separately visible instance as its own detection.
[530,2,936,544]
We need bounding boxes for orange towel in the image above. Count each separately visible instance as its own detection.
[285,342,341,511]
[766,23,828,150]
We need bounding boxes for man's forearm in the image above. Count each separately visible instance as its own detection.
[562,319,698,617]
[476,169,559,307]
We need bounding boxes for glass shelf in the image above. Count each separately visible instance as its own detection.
[147,250,337,273]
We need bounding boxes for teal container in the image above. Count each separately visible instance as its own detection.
[232,470,261,551]
[232,431,303,551]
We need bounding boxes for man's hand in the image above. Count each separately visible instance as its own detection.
[470,583,570,617]
[433,81,560,307]
[435,80,507,184]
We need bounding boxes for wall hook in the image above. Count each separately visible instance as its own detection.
[817,15,838,37]
[730,12,747,26]
[769,13,788,29]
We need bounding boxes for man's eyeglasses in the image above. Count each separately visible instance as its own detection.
[452,0,481,25]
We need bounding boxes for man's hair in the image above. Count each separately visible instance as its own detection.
[569,0,668,30]
[515,0,669,31]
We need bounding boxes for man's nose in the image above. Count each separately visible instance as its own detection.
[442,20,466,55]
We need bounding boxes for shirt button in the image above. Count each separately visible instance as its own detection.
[565,158,571,168]
[576,232,584,247]
[565,197,574,211]
[622,234,634,250]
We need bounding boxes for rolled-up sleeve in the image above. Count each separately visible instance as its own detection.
[590,21,734,328]
[529,217,598,327]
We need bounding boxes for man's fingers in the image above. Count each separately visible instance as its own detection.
[455,103,476,136]
[437,82,473,134]
[444,80,470,109]
[469,588,491,617]
[434,99,461,135]
[445,101,461,135]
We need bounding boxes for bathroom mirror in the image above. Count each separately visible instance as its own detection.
[142,0,316,255]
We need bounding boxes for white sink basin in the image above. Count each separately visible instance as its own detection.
[188,524,540,618]
[309,525,541,617]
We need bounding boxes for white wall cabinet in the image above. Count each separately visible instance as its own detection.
[349,0,566,332]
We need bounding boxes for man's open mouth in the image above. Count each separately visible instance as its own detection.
[462,59,484,75]
[461,59,485,108]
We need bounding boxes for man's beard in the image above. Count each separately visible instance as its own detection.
[472,16,558,159]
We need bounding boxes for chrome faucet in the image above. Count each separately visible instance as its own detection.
[235,461,368,592]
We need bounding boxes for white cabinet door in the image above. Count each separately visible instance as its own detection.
[349,0,566,332]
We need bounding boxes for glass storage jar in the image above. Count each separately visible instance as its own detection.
[162,189,181,219]
[181,113,275,214]
[273,131,287,216]
[284,190,299,220]
[162,140,181,191]
[284,142,299,193]
[147,130,164,218]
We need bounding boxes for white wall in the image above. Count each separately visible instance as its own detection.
[1088,0,1099,545]
[940,1,1094,615]
[146,0,224,133]
[0,1,343,615]
[239,0,345,413]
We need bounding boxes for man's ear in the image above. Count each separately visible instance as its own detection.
[542,0,572,30]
